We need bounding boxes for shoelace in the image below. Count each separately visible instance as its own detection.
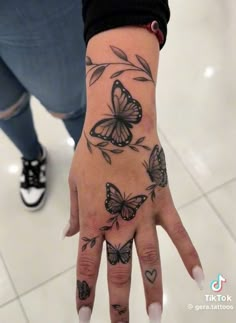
[22,159,42,188]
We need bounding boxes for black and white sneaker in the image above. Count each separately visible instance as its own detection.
[20,146,47,211]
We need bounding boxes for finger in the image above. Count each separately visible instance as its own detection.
[135,222,163,322]
[161,208,204,289]
[106,234,134,323]
[65,181,80,237]
[76,227,103,321]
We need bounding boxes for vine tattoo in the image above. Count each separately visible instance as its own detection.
[106,238,133,265]
[143,145,168,201]
[86,45,154,86]
[77,280,91,300]
[100,183,147,231]
[145,269,157,284]
[112,304,127,315]
[85,133,150,164]
[81,236,99,252]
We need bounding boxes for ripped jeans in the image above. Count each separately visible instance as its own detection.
[0,0,86,159]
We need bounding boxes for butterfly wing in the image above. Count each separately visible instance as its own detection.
[90,117,117,141]
[77,280,90,300]
[106,241,119,265]
[119,239,133,264]
[120,195,147,221]
[147,145,168,187]
[112,80,142,125]
[105,183,124,215]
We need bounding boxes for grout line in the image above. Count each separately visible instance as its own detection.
[0,253,30,323]
[18,265,76,299]
[159,128,236,242]
[0,297,17,309]
[204,177,236,195]
[177,195,203,211]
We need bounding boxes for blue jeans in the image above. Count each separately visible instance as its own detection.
[0,0,86,159]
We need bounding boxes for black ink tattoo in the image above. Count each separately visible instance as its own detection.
[107,238,133,265]
[112,304,127,315]
[86,45,154,86]
[77,280,91,300]
[90,80,142,147]
[81,236,99,252]
[84,132,123,165]
[85,133,150,164]
[100,183,147,231]
[143,145,168,201]
[145,269,157,284]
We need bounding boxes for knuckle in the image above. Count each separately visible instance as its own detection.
[171,221,188,241]
[139,244,158,266]
[78,255,97,278]
[109,268,131,288]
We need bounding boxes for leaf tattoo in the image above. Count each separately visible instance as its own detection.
[100,183,147,232]
[143,144,168,201]
[81,236,99,252]
[86,46,154,86]
[112,304,127,315]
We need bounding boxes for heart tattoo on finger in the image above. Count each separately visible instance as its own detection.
[145,269,157,284]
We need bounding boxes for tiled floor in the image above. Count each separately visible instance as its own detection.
[0,0,235,322]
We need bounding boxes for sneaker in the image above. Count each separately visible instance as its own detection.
[20,146,47,211]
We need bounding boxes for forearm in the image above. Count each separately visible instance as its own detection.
[82,27,161,157]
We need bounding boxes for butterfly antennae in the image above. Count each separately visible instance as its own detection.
[107,104,114,114]
[126,193,132,200]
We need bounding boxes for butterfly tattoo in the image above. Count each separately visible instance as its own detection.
[106,238,133,265]
[100,183,147,231]
[143,145,168,201]
[77,280,91,300]
[90,80,142,147]
[112,304,127,315]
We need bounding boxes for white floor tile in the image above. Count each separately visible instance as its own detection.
[207,179,236,238]
[0,301,26,323]
[0,256,16,305]
[158,198,236,323]
[157,0,236,191]
[159,133,202,208]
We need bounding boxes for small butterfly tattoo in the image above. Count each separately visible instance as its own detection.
[90,80,142,147]
[100,183,147,231]
[106,238,133,265]
[77,280,91,300]
[143,144,168,201]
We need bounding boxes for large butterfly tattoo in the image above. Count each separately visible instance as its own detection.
[100,183,147,231]
[106,238,133,265]
[90,80,142,147]
[105,183,147,221]
[143,144,168,201]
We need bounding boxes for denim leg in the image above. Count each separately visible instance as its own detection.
[0,0,86,148]
[0,56,41,159]
[0,101,41,160]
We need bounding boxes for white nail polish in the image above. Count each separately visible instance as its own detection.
[148,302,162,323]
[61,222,70,240]
[78,306,91,323]
[192,266,205,290]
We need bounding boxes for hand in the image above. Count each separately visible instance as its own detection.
[64,27,204,323]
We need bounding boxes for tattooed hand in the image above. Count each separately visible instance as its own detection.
[65,28,203,323]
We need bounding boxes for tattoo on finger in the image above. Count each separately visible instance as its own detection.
[112,304,127,315]
[81,236,99,252]
[106,238,133,265]
[145,269,157,284]
[77,280,91,300]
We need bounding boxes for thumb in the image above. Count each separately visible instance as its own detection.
[62,181,80,238]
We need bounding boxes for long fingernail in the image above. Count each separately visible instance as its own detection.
[148,302,162,323]
[78,306,91,323]
[61,222,70,240]
[192,266,205,290]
